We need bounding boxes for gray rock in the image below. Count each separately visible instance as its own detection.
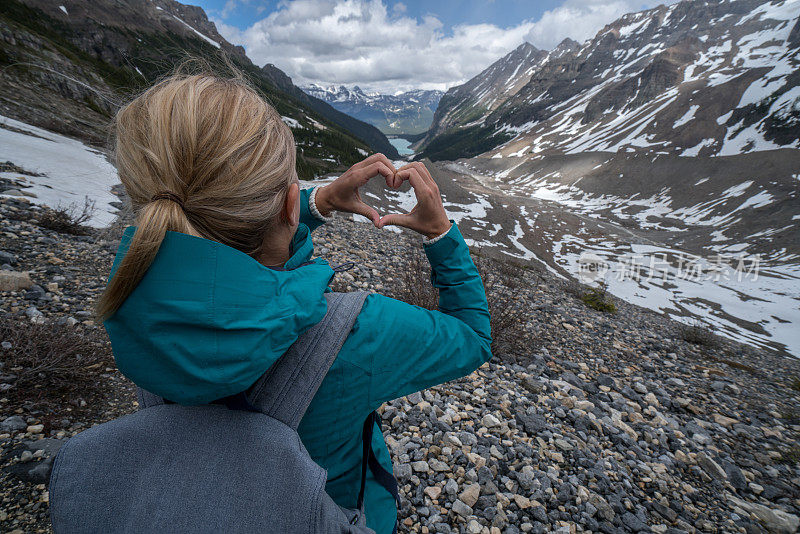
[429,459,449,472]
[1,415,26,432]
[697,452,727,481]
[729,495,800,534]
[722,460,747,492]
[411,460,429,473]
[24,284,45,300]
[522,377,545,394]
[27,458,53,483]
[621,511,649,532]
[407,391,423,404]
[516,466,535,490]
[451,499,473,517]
[25,306,43,319]
[530,505,547,523]
[517,411,546,435]
[482,413,501,428]
[0,251,16,265]
[466,520,483,534]
[394,463,412,481]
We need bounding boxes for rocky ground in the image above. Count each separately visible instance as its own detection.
[1,194,799,533]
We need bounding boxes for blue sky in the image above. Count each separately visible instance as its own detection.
[193,0,670,92]
[196,0,569,33]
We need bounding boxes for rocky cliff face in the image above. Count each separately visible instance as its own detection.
[0,0,398,176]
[419,0,800,161]
[419,42,559,149]
[303,85,443,135]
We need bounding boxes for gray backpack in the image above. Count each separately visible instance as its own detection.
[49,291,375,534]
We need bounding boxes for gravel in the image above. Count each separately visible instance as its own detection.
[1,195,799,533]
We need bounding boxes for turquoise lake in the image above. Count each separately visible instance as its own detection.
[389,138,414,156]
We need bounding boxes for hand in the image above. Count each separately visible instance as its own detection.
[378,162,451,239]
[314,153,399,226]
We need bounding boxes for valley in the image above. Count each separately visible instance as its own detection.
[303,84,443,136]
[351,158,800,358]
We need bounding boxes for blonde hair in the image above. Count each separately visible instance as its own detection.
[96,73,297,321]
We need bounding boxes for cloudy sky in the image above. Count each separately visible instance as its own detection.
[193,0,673,93]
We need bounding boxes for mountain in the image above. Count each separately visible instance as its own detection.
[417,40,575,152]
[303,85,443,135]
[0,0,397,179]
[259,66,399,158]
[418,0,800,161]
[414,0,800,347]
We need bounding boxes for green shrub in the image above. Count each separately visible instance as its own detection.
[680,319,718,347]
[580,282,616,313]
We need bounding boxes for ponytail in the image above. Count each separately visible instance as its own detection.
[96,200,197,321]
[95,72,296,322]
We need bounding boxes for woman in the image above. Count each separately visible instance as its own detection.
[98,73,492,533]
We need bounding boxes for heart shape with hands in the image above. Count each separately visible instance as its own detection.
[312,154,452,240]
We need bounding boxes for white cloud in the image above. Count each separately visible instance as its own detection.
[218,0,672,93]
[220,0,238,19]
[524,0,668,49]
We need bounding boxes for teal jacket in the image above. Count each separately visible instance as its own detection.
[105,188,492,533]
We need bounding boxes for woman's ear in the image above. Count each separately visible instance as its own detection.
[285,182,300,227]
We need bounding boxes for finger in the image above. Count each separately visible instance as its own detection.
[358,161,394,185]
[396,162,430,188]
[410,161,435,187]
[379,213,413,230]
[375,153,398,175]
[395,168,430,200]
[367,153,400,188]
[390,169,409,189]
[353,201,380,227]
[353,153,395,174]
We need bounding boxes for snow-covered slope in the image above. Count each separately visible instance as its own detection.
[0,116,118,227]
[420,40,576,150]
[303,85,443,135]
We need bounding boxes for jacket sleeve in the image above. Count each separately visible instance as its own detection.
[338,222,492,407]
[300,187,327,232]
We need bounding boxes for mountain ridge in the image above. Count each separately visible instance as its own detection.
[0,0,398,176]
[303,84,443,135]
[417,0,800,161]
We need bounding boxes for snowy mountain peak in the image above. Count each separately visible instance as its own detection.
[302,85,443,135]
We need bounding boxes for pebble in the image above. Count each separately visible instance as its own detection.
[459,483,480,508]
[2,196,800,532]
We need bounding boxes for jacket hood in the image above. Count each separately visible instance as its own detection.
[104,224,334,405]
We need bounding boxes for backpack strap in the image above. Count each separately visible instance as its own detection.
[357,411,402,513]
[136,291,368,429]
[246,291,368,430]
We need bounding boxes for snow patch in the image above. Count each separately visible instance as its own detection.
[673,105,699,128]
[0,115,119,227]
[171,15,220,48]
[281,116,301,129]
